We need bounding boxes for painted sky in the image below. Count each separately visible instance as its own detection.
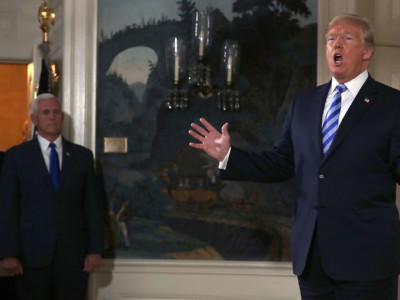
[99,0,236,37]
[99,0,318,88]
[99,0,317,37]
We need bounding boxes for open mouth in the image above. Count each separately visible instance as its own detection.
[334,53,343,65]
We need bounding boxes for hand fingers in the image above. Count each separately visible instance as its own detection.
[84,266,100,273]
[84,267,99,273]
[188,142,204,150]
[83,264,95,273]
[188,129,205,142]
[221,122,229,136]
[17,266,23,275]
[4,266,22,276]
[83,257,101,273]
[190,122,209,137]
[199,118,218,133]
[3,267,14,275]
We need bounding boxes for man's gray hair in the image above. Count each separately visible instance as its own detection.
[32,93,60,114]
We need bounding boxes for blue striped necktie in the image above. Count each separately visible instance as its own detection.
[49,142,60,190]
[322,84,347,155]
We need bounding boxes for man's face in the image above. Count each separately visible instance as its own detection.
[31,97,64,141]
[325,21,373,83]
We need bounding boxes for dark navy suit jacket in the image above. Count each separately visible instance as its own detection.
[0,137,104,268]
[0,152,4,172]
[221,76,400,281]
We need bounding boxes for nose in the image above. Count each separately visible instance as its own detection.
[334,38,342,49]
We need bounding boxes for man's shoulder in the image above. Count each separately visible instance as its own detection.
[62,139,94,156]
[6,139,36,154]
[295,82,330,100]
[368,77,400,95]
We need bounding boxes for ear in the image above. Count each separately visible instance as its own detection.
[30,113,37,125]
[363,46,374,61]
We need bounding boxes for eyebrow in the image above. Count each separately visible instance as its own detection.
[342,30,354,35]
[327,29,355,35]
[326,30,356,39]
[40,109,62,113]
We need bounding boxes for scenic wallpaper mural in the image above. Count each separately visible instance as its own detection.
[96,0,317,261]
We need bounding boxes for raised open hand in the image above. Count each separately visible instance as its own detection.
[188,118,231,162]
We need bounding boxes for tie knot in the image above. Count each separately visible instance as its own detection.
[336,84,347,94]
[49,142,56,150]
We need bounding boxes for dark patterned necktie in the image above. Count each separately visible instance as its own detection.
[322,84,347,155]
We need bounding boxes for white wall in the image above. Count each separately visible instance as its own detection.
[0,0,43,62]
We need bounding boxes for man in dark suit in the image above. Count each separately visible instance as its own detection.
[0,93,104,300]
[189,14,400,299]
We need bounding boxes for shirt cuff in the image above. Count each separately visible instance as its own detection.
[218,147,231,170]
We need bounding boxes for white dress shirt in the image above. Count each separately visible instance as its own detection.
[37,134,63,172]
[219,70,369,170]
[322,70,368,126]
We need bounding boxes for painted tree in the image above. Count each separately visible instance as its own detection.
[177,0,196,23]
[230,0,314,123]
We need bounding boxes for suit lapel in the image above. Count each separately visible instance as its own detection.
[310,82,331,158]
[323,76,376,158]
[31,137,54,189]
[59,138,72,191]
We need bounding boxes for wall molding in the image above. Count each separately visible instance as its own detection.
[61,0,97,150]
[97,259,293,275]
[88,259,299,300]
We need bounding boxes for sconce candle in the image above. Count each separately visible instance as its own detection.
[193,11,211,60]
[166,37,186,84]
[222,40,240,87]
[165,37,188,110]
[227,55,233,84]
[199,31,205,57]
[173,37,180,83]
[174,55,180,82]
[218,40,241,111]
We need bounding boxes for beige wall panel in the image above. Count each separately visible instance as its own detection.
[370,46,400,88]
[0,0,43,62]
[373,0,400,46]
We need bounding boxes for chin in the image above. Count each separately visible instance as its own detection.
[330,67,344,77]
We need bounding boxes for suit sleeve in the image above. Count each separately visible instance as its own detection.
[221,98,296,183]
[83,151,105,255]
[0,150,21,258]
[389,98,400,184]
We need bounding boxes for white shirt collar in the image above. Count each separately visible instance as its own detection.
[37,134,62,152]
[331,70,369,97]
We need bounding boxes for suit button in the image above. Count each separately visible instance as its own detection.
[319,174,325,179]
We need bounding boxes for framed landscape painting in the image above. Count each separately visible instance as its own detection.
[96,0,317,261]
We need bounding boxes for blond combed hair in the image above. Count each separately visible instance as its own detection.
[326,14,375,52]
